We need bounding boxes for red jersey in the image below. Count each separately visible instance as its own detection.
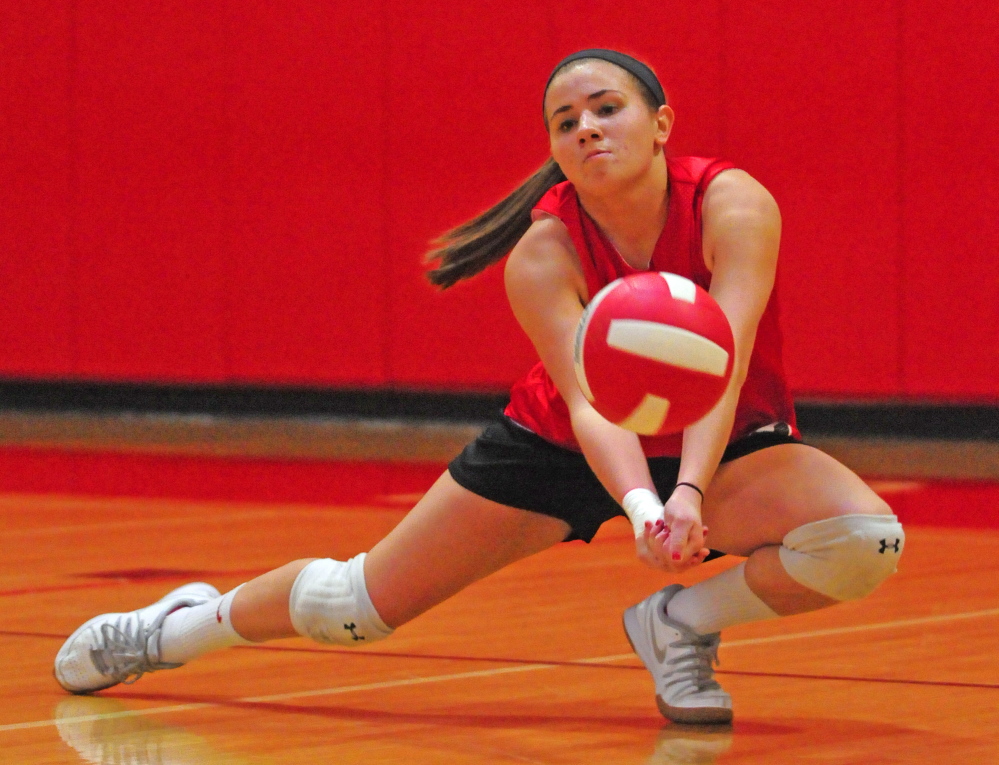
[504,156,798,457]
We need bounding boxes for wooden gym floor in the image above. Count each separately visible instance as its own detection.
[0,417,997,763]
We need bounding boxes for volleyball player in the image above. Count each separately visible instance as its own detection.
[55,49,904,724]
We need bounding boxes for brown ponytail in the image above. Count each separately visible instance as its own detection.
[425,157,566,289]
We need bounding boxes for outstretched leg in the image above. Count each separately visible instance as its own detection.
[54,471,570,693]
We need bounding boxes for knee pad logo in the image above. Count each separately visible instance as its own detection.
[344,623,365,641]
[878,538,901,554]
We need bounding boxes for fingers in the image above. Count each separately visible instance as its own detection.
[637,519,710,571]
[661,517,708,566]
[670,546,711,571]
[636,520,669,570]
[667,518,694,562]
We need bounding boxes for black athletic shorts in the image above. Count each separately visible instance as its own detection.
[448,415,801,545]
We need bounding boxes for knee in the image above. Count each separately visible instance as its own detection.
[843,491,894,519]
[778,513,905,601]
[288,554,394,646]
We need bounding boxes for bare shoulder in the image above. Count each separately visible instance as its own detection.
[504,216,586,306]
[701,169,781,274]
[702,169,780,225]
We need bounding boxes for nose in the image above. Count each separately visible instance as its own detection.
[576,111,602,144]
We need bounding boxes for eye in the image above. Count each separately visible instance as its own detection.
[558,118,577,133]
[598,103,618,116]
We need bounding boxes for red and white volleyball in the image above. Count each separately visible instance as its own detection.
[574,272,734,435]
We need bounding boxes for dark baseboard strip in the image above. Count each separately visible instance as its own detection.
[795,401,999,441]
[0,379,997,440]
[0,379,508,423]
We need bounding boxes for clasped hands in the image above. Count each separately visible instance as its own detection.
[623,487,710,572]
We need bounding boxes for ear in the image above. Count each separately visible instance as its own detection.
[654,104,675,148]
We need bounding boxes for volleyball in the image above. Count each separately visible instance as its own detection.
[574,272,735,435]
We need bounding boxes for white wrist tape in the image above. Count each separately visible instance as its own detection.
[778,514,905,601]
[289,554,393,646]
[621,488,665,539]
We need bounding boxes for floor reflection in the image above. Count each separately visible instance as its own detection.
[53,696,257,765]
[646,723,733,764]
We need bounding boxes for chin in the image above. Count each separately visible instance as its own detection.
[579,168,642,193]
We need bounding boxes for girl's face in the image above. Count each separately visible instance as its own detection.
[544,60,673,192]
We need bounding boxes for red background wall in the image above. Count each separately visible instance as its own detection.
[2,1,997,401]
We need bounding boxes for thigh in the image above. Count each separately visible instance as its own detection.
[364,471,572,627]
[702,443,892,557]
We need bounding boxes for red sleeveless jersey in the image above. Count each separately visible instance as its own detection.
[504,156,798,457]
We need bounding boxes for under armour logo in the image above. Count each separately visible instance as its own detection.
[879,538,901,554]
[344,622,365,641]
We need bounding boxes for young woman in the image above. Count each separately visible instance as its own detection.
[55,49,904,725]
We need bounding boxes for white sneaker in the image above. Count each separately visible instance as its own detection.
[54,582,220,694]
[623,584,733,724]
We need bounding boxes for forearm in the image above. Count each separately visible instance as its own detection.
[570,406,667,545]
[678,373,744,494]
[570,406,654,504]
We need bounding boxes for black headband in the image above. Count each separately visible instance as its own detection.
[544,49,666,109]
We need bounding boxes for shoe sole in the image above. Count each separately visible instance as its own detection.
[622,605,733,726]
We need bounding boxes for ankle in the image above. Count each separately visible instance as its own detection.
[666,562,779,634]
[159,587,253,664]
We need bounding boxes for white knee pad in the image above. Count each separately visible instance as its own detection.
[289,554,393,646]
[778,514,904,601]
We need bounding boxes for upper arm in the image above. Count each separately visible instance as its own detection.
[701,169,782,382]
[504,218,592,415]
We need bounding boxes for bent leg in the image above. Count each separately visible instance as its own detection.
[627,443,902,724]
[703,443,897,615]
[231,470,571,640]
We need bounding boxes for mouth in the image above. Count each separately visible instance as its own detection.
[584,149,611,161]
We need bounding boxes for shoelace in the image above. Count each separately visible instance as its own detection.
[663,633,722,692]
[88,610,181,685]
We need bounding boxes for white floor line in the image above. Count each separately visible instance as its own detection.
[0,703,214,732]
[241,663,557,704]
[721,606,999,648]
[5,605,999,734]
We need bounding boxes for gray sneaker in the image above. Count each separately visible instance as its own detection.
[623,584,733,724]
[54,582,220,694]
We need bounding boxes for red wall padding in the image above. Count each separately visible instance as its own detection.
[0,2,75,377]
[1,1,996,400]
[225,1,389,385]
[901,1,999,398]
[382,1,553,388]
[73,2,229,381]
[722,2,904,396]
